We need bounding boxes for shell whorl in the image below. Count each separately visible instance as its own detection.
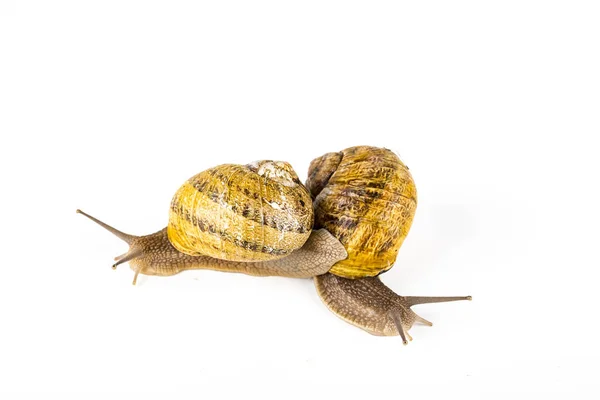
[307,146,417,278]
[168,160,314,261]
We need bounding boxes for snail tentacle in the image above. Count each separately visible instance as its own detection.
[76,209,136,244]
[132,268,141,286]
[413,314,433,327]
[389,310,409,345]
[111,250,142,270]
[403,295,473,307]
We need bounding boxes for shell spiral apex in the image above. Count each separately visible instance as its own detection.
[168,160,314,262]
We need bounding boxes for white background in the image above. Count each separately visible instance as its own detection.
[1,1,599,399]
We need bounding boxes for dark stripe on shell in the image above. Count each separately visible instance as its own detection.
[170,201,291,256]
[190,167,309,234]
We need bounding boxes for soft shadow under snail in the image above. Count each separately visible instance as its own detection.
[78,146,470,344]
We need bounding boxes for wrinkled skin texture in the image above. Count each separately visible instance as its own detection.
[315,273,470,342]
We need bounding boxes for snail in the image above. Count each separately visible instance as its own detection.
[306,146,470,343]
[78,160,348,284]
[79,149,470,344]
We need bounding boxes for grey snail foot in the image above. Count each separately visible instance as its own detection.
[314,273,471,344]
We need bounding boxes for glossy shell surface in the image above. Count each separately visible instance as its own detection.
[168,161,314,261]
[306,146,417,278]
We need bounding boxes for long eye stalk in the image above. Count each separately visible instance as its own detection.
[76,209,136,244]
[403,296,472,307]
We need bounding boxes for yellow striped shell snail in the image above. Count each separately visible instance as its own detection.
[79,148,470,344]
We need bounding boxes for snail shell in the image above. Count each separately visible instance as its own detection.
[168,160,314,261]
[306,146,417,278]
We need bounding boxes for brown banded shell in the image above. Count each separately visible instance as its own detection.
[168,160,314,261]
[306,146,417,278]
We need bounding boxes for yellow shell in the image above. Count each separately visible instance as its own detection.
[168,161,314,261]
[306,146,417,278]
